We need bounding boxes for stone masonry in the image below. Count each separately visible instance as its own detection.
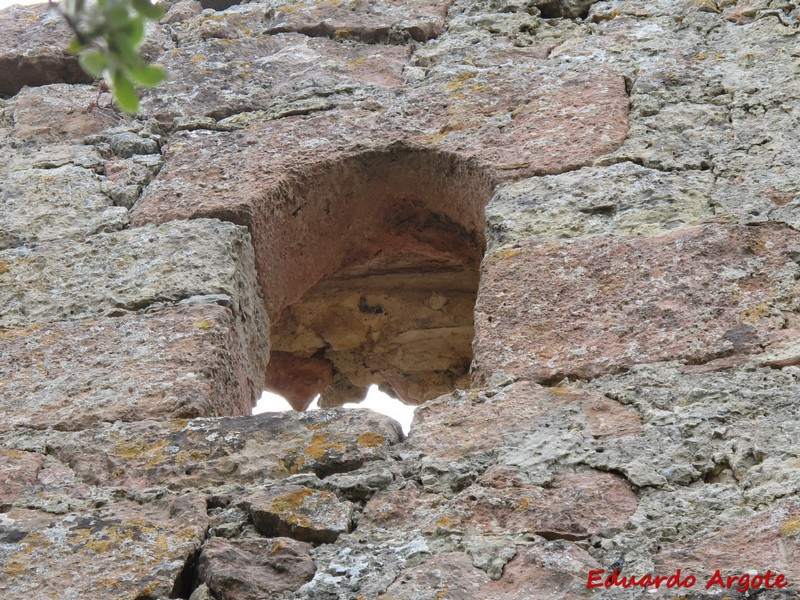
[1,0,799,598]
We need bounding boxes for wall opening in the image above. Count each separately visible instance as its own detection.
[253,386,416,434]
[250,145,494,417]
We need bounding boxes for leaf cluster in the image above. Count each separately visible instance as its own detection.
[56,0,167,112]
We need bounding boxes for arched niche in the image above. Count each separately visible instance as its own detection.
[248,144,495,410]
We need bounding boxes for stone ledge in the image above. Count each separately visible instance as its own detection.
[0,218,268,400]
[474,222,800,384]
[0,303,255,431]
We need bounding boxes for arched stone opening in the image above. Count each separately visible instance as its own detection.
[250,145,495,411]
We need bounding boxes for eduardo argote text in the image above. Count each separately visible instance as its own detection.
[587,567,789,593]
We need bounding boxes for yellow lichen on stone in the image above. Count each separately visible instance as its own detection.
[514,497,533,512]
[356,432,385,448]
[493,248,522,259]
[738,301,772,323]
[269,487,314,512]
[194,318,214,329]
[445,71,479,92]
[2,554,29,577]
[778,515,800,536]
[304,431,345,459]
[168,418,189,432]
[83,539,112,553]
[113,437,169,469]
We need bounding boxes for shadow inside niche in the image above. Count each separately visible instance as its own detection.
[252,146,495,413]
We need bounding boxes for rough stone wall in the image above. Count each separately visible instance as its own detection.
[1,0,800,599]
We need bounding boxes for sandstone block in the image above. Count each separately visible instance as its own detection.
[377,552,492,599]
[8,84,118,142]
[0,164,127,249]
[474,223,800,383]
[41,409,402,491]
[655,497,800,590]
[197,537,315,600]
[0,495,207,600]
[0,304,255,431]
[363,467,637,540]
[482,541,602,599]
[408,381,642,460]
[245,485,353,543]
[0,448,43,510]
[486,162,715,248]
[140,33,409,121]
[0,218,268,400]
[259,0,450,42]
[0,4,92,97]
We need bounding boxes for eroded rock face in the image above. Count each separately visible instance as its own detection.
[2,0,800,597]
[475,223,800,384]
[196,537,316,599]
[0,4,92,97]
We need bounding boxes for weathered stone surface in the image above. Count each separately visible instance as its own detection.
[482,541,601,599]
[584,362,800,503]
[0,139,105,180]
[260,0,450,42]
[486,162,716,248]
[0,448,43,510]
[0,304,255,431]
[475,223,800,384]
[408,381,642,462]
[0,495,207,600]
[0,219,268,399]
[7,83,119,142]
[3,0,800,598]
[162,0,203,25]
[41,410,402,491]
[377,552,492,599]
[655,497,800,588]
[0,4,92,97]
[0,164,127,249]
[197,537,316,600]
[140,33,410,121]
[245,485,353,543]
[170,0,450,46]
[132,64,626,407]
[84,121,164,158]
[363,466,637,540]
[133,63,627,234]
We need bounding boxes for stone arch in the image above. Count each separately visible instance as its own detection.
[246,144,495,410]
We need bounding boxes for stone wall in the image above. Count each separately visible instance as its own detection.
[1,0,799,598]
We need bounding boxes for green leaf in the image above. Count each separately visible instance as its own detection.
[127,63,166,87]
[67,38,89,54]
[103,4,132,29]
[121,15,146,48]
[111,69,139,113]
[78,50,108,77]
[132,0,165,20]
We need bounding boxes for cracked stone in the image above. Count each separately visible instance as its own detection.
[244,485,354,544]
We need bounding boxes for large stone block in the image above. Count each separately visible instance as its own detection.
[0,164,127,249]
[140,33,410,121]
[486,162,715,248]
[197,537,316,600]
[7,84,119,142]
[0,218,269,400]
[474,223,800,383]
[0,4,92,97]
[0,304,255,431]
[40,409,402,491]
[0,496,208,600]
